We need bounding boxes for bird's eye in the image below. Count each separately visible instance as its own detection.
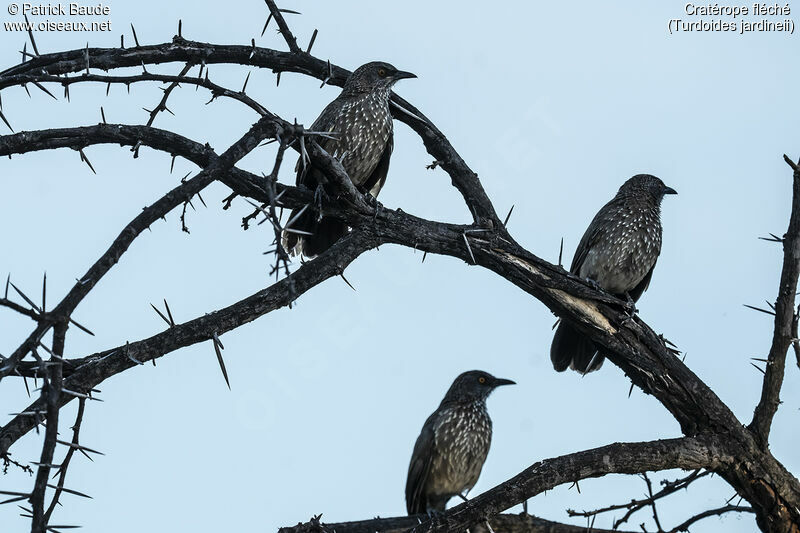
[478,377,486,384]
[377,68,387,77]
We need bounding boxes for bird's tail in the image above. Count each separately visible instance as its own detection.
[550,321,604,373]
[282,207,347,258]
[405,497,426,516]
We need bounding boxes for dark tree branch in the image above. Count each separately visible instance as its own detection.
[43,397,86,524]
[264,0,302,53]
[3,133,800,527]
[667,505,754,533]
[750,155,800,446]
[144,63,193,127]
[0,115,286,380]
[1,23,798,533]
[567,470,711,529]
[0,231,377,456]
[0,39,499,225]
[3,133,800,530]
[0,297,40,321]
[401,437,712,533]
[282,513,637,533]
[30,322,65,533]
[3,71,270,116]
[0,123,308,209]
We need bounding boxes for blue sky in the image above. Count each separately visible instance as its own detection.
[1,1,798,532]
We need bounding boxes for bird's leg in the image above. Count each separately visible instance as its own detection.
[372,199,383,221]
[624,292,637,314]
[313,184,326,222]
[425,509,446,522]
[457,491,470,502]
[620,292,638,324]
[359,189,383,220]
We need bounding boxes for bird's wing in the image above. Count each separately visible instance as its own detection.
[570,204,614,274]
[628,260,655,302]
[360,131,393,196]
[294,97,347,188]
[405,413,436,515]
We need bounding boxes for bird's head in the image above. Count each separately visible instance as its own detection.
[442,370,516,404]
[344,61,416,94]
[619,174,678,202]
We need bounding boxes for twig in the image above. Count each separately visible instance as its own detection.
[30,323,65,533]
[44,398,86,523]
[144,63,193,128]
[749,154,800,445]
[568,470,710,529]
[264,0,301,53]
[667,505,753,532]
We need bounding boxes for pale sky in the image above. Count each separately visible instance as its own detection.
[1,2,798,532]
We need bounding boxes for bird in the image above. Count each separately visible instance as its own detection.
[405,370,515,515]
[550,174,677,374]
[281,61,416,257]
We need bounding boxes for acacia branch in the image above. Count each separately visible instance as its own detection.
[143,63,193,127]
[1,25,799,533]
[3,71,270,117]
[567,469,711,529]
[0,115,285,380]
[0,297,40,320]
[264,0,301,53]
[0,123,309,209]
[3,132,800,529]
[43,397,86,524]
[401,437,712,533]
[0,39,499,225]
[0,231,377,455]
[4,158,800,517]
[30,322,65,533]
[749,155,800,445]
[667,505,754,532]
[282,513,636,533]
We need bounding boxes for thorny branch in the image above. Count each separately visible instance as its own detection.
[0,5,798,533]
[44,398,87,524]
[29,322,65,533]
[0,231,377,457]
[749,155,800,446]
[0,114,286,382]
[666,505,754,533]
[264,0,301,53]
[567,470,712,529]
[3,70,271,117]
[280,513,638,533]
[0,37,499,224]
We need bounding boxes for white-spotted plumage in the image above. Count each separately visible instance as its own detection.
[428,402,492,497]
[579,197,663,294]
[406,371,514,514]
[550,174,676,374]
[282,62,408,257]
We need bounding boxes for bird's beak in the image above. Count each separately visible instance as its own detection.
[663,186,678,195]
[393,70,417,80]
[493,378,516,387]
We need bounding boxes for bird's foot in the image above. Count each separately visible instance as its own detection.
[313,184,326,217]
[425,509,447,523]
[585,278,602,292]
[363,193,383,220]
[620,292,638,325]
